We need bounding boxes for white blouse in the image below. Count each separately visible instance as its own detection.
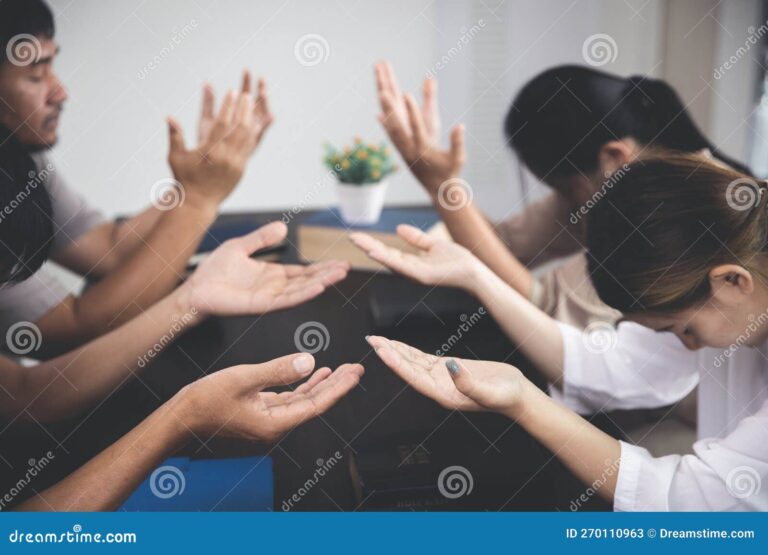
[557,321,768,511]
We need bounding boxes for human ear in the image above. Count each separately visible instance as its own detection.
[597,139,637,177]
[708,264,754,303]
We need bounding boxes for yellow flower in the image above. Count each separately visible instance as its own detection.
[357,150,368,160]
[354,136,362,144]
[371,169,381,179]
[382,147,390,156]
[371,157,381,167]
[368,143,378,151]
[341,159,350,170]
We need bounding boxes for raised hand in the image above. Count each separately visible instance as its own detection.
[167,70,274,206]
[178,352,364,442]
[374,60,464,193]
[181,221,349,316]
[349,223,481,289]
[366,335,524,416]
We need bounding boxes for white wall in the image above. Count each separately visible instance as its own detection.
[45,0,758,222]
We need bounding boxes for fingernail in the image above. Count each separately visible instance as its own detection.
[293,354,313,375]
[445,359,460,375]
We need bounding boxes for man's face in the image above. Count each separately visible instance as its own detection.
[0,36,67,149]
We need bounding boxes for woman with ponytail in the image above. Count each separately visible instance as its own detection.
[373,62,748,328]
[360,154,767,510]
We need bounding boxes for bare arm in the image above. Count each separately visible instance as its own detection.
[2,222,349,423]
[35,73,274,356]
[373,61,535,297]
[52,206,165,278]
[15,353,363,511]
[350,225,564,384]
[367,336,620,503]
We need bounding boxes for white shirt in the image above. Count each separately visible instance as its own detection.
[557,321,768,511]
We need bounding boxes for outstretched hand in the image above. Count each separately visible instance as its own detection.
[350,223,481,290]
[183,221,349,316]
[167,69,274,206]
[366,335,525,416]
[374,60,465,193]
[179,352,364,442]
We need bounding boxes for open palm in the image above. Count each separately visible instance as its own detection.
[181,353,364,443]
[374,61,464,193]
[366,335,524,414]
[184,222,349,316]
[350,223,480,289]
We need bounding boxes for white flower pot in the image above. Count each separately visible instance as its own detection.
[336,180,388,225]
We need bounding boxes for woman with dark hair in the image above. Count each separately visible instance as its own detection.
[373,62,747,328]
[360,154,768,510]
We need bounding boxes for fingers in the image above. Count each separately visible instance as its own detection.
[208,90,237,143]
[167,117,186,153]
[234,91,255,126]
[232,221,288,254]
[236,353,316,391]
[240,69,252,94]
[404,94,428,147]
[378,91,411,150]
[382,60,402,100]
[348,231,388,256]
[450,123,466,170]
[422,77,440,140]
[396,224,436,251]
[201,83,215,120]
[294,367,332,394]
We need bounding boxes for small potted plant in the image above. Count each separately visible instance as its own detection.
[323,137,397,225]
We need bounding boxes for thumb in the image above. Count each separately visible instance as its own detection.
[167,116,186,153]
[444,358,476,399]
[245,352,316,390]
[450,124,465,169]
[233,221,288,254]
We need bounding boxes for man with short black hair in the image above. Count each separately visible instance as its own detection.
[0,0,274,357]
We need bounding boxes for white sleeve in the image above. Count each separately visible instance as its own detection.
[614,400,768,511]
[551,320,699,413]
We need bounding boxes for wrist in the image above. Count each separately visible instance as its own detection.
[179,189,221,219]
[167,285,207,324]
[501,376,540,421]
[466,261,497,297]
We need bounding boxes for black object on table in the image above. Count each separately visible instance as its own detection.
[1,208,614,511]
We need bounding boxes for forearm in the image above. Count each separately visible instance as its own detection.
[428,191,535,297]
[10,289,202,422]
[467,264,564,383]
[36,199,216,353]
[507,379,621,502]
[15,396,189,511]
[108,205,166,262]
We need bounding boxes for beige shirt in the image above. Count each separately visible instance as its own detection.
[494,192,621,328]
